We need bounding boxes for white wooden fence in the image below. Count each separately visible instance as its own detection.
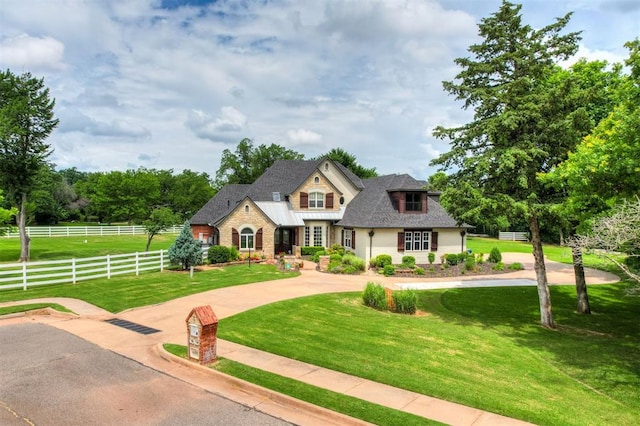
[0,250,168,291]
[2,224,183,238]
[499,231,529,241]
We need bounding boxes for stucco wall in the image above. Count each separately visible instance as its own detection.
[336,227,467,265]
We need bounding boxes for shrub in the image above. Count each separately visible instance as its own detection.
[414,267,425,275]
[329,253,342,263]
[508,262,524,270]
[457,252,468,264]
[445,254,459,266]
[310,250,326,263]
[476,252,485,264]
[492,262,505,271]
[346,255,366,271]
[342,265,358,274]
[327,244,345,256]
[401,255,416,268]
[488,247,502,263]
[327,261,343,273]
[301,246,326,256]
[624,255,640,273]
[375,254,393,268]
[383,264,396,276]
[428,266,435,273]
[393,290,417,314]
[428,252,436,265]
[208,245,232,264]
[362,282,387,310]
[464,256,476,271]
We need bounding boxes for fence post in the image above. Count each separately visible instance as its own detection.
[135,252,139,276]
[160,250,164,271]
[22,261,27,291]
[72,258,76,284]
[107,254,111,279]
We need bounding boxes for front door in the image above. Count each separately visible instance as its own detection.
[274,228,294,255]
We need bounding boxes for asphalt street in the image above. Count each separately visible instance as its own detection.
[0,323,292,426]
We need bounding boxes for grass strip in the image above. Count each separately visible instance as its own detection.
[162,344,440,426]
[0,303,73,316]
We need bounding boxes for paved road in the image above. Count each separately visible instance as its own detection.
[0,323,292,426]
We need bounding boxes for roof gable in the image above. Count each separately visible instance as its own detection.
[337,174,465,229]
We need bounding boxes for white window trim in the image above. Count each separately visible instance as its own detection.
[240,227,255,250]
[344,229,352,249]
[405,230,430,251]
[309,191,325,209]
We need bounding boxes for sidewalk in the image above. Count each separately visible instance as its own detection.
[0,254,619,425]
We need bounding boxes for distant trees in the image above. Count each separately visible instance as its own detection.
[214,138,304,189]
[0,70,59,261]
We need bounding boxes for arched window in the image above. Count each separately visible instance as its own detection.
[244,204,249,213]
[240,227,254,249]
[314,176,320,184]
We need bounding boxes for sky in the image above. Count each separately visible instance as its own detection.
[1,0,638,181]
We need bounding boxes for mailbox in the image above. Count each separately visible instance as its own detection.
[185,305,219,365]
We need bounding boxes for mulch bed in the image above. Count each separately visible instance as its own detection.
[382,262,516,278]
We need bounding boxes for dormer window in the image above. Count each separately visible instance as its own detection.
[406,193,422,211]
[309,192,324,208]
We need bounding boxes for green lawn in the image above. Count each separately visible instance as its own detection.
[217,284,640,426]
[0,235,175,262]
[0,264,297,313]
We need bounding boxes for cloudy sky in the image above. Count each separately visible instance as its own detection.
[1,0,638,180]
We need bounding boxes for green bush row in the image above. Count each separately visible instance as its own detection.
[301,246,326,256]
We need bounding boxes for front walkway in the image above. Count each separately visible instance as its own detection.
[0,254,619,425]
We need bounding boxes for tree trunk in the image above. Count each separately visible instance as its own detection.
[572,246,591,314]
[528,215,555,328]
[18,193,31,262]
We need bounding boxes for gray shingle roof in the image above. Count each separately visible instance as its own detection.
[190,158,364,225]
[337,174,467,229]
[189,184,250,225]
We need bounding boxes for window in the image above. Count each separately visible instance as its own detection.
[344,229,352,248]
[304,226,310,246]
[314,176,320,184]
[406,193,422,211]
[313,226,323,247]
[309,192,324,209]
[244,204,249,213]
[405,230,430,251]
[240,227,254,249]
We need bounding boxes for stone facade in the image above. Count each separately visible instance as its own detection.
[218,198,275,258]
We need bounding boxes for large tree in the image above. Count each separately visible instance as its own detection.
[430,1,585,328]
[214,138,304,189]
[0,70,58,261]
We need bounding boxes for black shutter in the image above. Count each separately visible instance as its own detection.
[397,232,405,251]
[232,228,239,248]
[431,232,439,251]
[300,192,308,209]
[256,228,263,250]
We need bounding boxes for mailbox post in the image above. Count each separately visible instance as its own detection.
[185,305,219,365]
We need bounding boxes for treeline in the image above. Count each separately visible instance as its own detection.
[5,166,216,225]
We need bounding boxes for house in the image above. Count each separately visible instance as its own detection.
[190,158,471,265]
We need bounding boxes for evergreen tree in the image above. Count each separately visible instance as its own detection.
[168,221,202,270]
[430,1,583,328]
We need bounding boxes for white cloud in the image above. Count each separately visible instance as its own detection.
[287,129,323,146]
[0,34,66,70]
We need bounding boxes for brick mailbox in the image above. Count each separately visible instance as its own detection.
[185,305,219,365]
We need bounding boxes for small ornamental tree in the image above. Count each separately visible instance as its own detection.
[168,221,202,270]
[143,207,177,252]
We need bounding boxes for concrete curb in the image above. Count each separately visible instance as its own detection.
[155,343,372,426]
[0,307,78,320]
